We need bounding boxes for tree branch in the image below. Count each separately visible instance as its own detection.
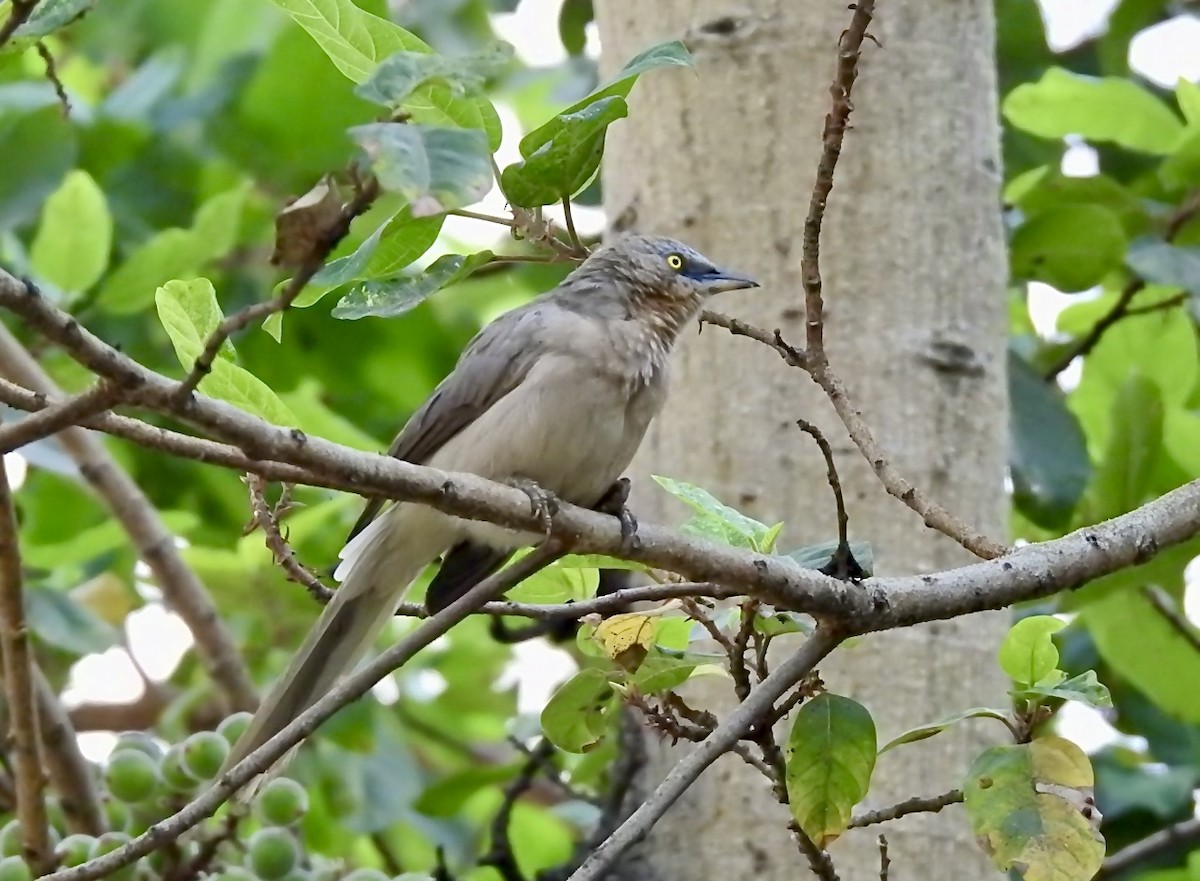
[39,544,567,881]
[1097,817,1200,881]
[801,0,876,356]
[0,0,37,49]
[33,668,106,835]
[0,321,258,711]
[1141,585,1200,655]
[1,270,1198,635]
[850,789,963,828]
[0,453,52,873]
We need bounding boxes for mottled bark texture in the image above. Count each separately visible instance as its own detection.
[597,1,1009,878]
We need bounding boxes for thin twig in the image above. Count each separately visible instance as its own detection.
[174,176,380,399]
[35,42,69,115]
[699,310,807,368]
[0,380,119,453]
[878,834,890,881]
[0,454,52,873]
[0,323,258,711]
[245,475,333,603]
[561,197,587,256]
[0,0,37,48]
[850,789,963,828]
[1141,586,1200,655]
[1097,817,1200,880]
[40,543,567,881]
[566,629,843,881]
[448,208,519,227]
[801,0,877,355]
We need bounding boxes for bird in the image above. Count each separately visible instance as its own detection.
[224,233,758,774]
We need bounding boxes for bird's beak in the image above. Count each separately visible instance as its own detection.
[699,267,760,294]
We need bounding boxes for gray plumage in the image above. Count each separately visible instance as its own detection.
[224,233,757,776]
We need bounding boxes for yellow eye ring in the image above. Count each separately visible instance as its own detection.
[666,253,684,271]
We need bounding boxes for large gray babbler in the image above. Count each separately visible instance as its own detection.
[226,233,758,772]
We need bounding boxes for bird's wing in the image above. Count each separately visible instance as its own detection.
[346,304,548,542]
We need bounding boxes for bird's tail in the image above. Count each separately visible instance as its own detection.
[222,513,443,780]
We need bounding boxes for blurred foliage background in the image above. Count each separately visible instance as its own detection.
[0,0,1197,879]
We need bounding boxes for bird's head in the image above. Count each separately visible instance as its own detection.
[564,234,759,337]
[590,233,760,300]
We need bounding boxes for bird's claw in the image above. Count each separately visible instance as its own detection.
[594,478,639,554]
[507,477,558,536]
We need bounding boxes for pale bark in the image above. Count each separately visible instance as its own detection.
[597,1,1010,879]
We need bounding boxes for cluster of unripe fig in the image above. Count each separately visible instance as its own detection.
[0,714,407,881]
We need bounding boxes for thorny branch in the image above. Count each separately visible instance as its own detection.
[245,475,333,604]
[0,454,52,873]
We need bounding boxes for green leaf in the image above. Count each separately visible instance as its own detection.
[1085,374,1163,519]
[963,737,1104,881]
[500,40,693,208]
[1008,352,1090,529]
[998,615,1065,688]
[294,207,445,309]
[1010,204,1127,292]
[154,280,297,427]
[1020,671,1113,709]
[540,668,615,754]
[500,96,628,207]
[558,0,592,56]
[651,475,775,551]
[506,563,597,604]
[96,229,205,314]
[879,706,1011,754]
[1126,240,1200,296]
[413,763,521,817]
[332,251,494,320]
[356,42,514,108]
[1176,77,1200,125]
[263,0,502,148]
[11,0,94,40]
[785,693,877,848]
[1013,171,1147,236]
[350,123,493,215]
[263,0,428,83]
[752,609,815,638]
[29,170,112,295]
[191,184,250,263]
[1003,68,1185,155]
[1161,128,1200,189]
[154,278,237,366]
[25,585,119,654]
[785,540,875,576]
[22,512,197,570]
[0,107,77,230]
[1085,587,1200,723]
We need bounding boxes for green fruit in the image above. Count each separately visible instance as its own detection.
[105,749,162,804]
[0,823,20,858]
[90,832,136,881]
[180,731,230,781]
[101,797,131,832]
[113,733,165,762]
[254,778,309,827]
[245,828,299,881]
[216,712,253,745]
[161,745,200,793]
[0,856,31,881]
[341,870,388,881]
[56,834,96,868]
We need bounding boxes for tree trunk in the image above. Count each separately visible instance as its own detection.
[596,1,1010,879]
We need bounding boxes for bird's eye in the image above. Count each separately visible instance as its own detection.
[666,253,685,271]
